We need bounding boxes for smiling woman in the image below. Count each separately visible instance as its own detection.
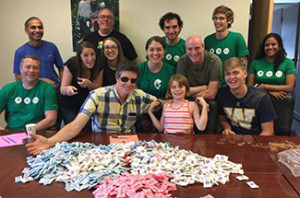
[100,37,127,86]
[137,36,175,99]
[60,41,103,131]
[248,33,296,100]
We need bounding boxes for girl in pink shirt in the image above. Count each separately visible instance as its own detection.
[148,74,208,134]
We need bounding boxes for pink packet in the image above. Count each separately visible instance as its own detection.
[130,181,144,192]
[151,173,166,182]
[116,185,127,198]
[126,190,138,198]
[146,178,158,186]
[143,188,155,198]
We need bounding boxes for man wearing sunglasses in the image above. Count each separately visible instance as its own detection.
[27,64,157,155]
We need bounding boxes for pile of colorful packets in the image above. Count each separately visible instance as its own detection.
[16,140,244,197]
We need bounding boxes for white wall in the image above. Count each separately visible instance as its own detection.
[0,0,250,127]
[120,0,250,60]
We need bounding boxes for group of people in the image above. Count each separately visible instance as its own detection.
[0,5,296,155]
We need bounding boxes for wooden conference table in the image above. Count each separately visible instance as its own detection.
[0,130,300,198]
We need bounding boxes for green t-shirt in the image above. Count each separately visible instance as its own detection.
[137,61,175,99]
[204,31,249,87]
[162,36,186,68]
[249,57,296,85]
[0,80,58,130]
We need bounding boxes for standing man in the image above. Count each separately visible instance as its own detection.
[204,5,249,87]
[0,55,58,131]
[84,8,138,63]
[27,64,157,155]
[177,35,222,99]
[159,12,185,68]
[217,57,276,136]
[14,17,64,90]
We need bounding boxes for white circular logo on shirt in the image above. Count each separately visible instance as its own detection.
[154,79,162,90]
[266,71,273,77]
[24,97,31,104]
[209,48,214,53]
[166,54,172,60]
[223,48,230,55]
[15,97,22,104]
[275,71,283,78]
[216,48,222,55]
[257,70,264,77]
[32,97,39,104]
[173,55,180,62]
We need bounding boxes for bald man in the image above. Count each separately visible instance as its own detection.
[177,35,222,99]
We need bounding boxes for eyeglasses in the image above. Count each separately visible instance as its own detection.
[104,45,118,51]
[120,76,137,84]
[99,15,114,20]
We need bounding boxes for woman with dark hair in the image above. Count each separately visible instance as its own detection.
[100,37,127,86]
[60,41,103,130]
[137,36,175,98]
[248,33,296,100]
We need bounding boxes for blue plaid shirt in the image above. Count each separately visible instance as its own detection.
[80,85,156,132]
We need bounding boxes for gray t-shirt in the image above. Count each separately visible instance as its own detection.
[177,50,222,86]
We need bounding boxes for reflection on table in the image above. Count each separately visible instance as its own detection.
[0,130,299,198]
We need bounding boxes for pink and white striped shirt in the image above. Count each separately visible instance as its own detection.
[163,100,194,134]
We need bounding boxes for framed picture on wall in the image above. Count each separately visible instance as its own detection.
[70,0,119,51]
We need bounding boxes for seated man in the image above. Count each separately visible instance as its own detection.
[27,64,156,155]
[177,35,222,99]
[0,55,58,130]
[217,57,277,136]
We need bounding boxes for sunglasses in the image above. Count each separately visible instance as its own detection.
[120,76,137,84]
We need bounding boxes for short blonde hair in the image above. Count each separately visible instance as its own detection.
[224,57,247,72]
[165,74,190,99]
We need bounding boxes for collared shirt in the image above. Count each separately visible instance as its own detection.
[80,85,156,132]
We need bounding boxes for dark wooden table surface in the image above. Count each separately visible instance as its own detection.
[0,130,299,198]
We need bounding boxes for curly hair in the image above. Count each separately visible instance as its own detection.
[255,33,287,72]
[159,12,183,30]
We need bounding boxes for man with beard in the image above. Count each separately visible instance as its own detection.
[159,12,185,68]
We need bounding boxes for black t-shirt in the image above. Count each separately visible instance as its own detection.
[217,85,277,135]
[60,58,91,112]
[84,30,138,61]
[102,65,116,87]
